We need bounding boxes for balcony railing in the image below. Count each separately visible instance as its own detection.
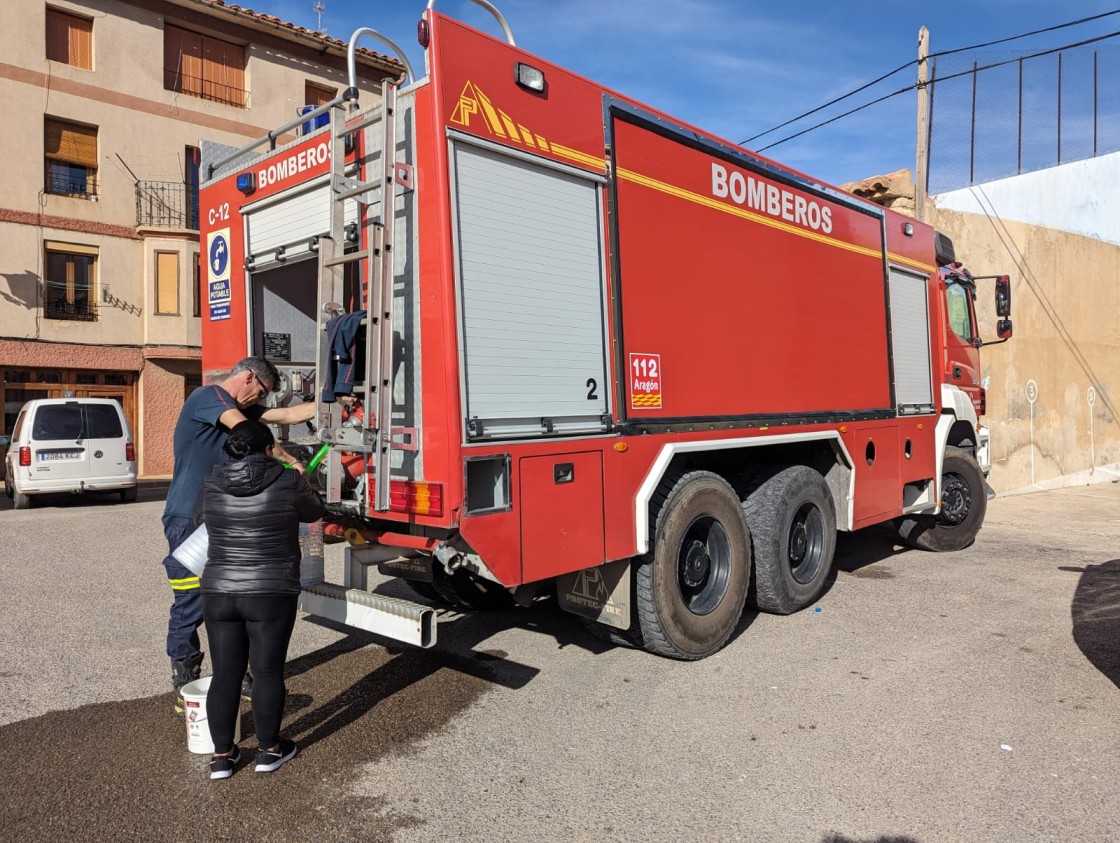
[44,291,98,321]
[45,170,98,199]
[136,181,199,230]
[164,69,249,108]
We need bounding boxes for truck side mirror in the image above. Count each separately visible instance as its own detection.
[995,275,1011,317]
[997,319,1013,340]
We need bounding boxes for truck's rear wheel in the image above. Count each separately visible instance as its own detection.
[743,466,836,615]
[895,446,986,552]
[12,486,31,509]
[635,471,750,660]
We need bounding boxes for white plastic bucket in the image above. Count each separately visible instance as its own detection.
[182,675,240,754]
[171,524,208,576]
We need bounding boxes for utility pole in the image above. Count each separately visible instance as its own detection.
[914,26,930,222]
[314,0,325,33]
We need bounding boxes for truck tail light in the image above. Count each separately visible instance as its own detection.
[126,442,135,462]
[19,446,31,466]
[389,481,443,517]
[978,388,987,416]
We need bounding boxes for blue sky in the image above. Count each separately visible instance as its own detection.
[256,1,1120,189]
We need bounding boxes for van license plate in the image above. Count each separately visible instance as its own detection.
[39,451,81,461]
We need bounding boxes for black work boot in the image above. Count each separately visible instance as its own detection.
[171,652,204,716]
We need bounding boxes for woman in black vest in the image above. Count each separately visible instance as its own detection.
[200,419,324,779]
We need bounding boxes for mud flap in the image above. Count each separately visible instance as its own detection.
[557,559,631,630]
[378,555,434,582]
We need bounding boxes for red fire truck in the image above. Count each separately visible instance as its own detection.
[198,1,1012,660]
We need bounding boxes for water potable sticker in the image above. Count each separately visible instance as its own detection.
[629,352,662,410]
[207,228,232,322]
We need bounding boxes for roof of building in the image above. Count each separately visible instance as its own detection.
[177,0,405,75]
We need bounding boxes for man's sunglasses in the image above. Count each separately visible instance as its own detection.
[252,373,271,400]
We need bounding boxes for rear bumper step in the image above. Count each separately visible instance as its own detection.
[299,583,437,647]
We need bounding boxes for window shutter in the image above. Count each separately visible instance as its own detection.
[70,15,92,69]
[156,253,179,315]
[225,41,245,105]
[305,82,336,107]
[165,24,203,96]
[46,9,69,63]
[44,119,97,168]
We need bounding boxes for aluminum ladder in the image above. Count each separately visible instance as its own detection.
[314,79,405,513]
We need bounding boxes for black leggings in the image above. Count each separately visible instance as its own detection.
[203,593,298,753]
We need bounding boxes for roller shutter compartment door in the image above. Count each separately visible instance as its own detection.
[452,142,609,439]
[246,182,357,265]
[888,266,934,414]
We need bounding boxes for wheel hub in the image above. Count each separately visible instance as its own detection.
[789,522,808,562]
[940,474,971,526]
[682,540,710,588]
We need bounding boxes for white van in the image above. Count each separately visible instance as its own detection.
[3,398,138,509]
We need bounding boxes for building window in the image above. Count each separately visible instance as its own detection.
[185,372,203,399]
[185,145,200,230]
[44,242,98,321]
[305,81,336,107]
[44,118,98,198]
[192,252,201,318]
[164,24,246,107]
[156,252,179,315]
[46,8,92,69]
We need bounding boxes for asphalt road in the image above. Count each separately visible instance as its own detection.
[1,481,1117,842]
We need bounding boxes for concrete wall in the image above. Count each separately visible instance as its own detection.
[934,152,1120,247]
[928,207,1120,494]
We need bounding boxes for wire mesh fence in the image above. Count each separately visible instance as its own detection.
[928,42,1120,195]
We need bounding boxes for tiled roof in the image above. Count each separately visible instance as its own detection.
[187,0,404,71]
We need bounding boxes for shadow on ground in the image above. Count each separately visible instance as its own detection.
[0,480,168,511]
[0,607,551,843]
[1066,558,1120,689]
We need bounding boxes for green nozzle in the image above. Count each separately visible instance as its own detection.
[305,443,331,473]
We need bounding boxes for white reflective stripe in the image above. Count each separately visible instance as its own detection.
[633,431,856,554]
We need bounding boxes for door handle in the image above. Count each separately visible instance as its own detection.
[554,463,574,484]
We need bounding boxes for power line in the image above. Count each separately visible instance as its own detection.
[754,27,1120,153]
[740,8,1120,146]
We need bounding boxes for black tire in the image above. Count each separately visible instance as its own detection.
[743,465,836,615]
[895,445,987,552]
[12,488,31,509]
[120,486,138,503]
[635,471,750,660]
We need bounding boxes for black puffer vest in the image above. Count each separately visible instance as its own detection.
[200,453,325,596]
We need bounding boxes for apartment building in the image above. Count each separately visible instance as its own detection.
[0,0,401,476]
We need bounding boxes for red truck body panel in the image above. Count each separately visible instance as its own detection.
[200,10,962,593]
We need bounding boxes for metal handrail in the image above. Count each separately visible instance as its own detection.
[426,0,516,45]
[347,28,415,91]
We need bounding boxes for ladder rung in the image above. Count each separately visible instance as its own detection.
[335,181,382,202]
[322,250,370,268]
